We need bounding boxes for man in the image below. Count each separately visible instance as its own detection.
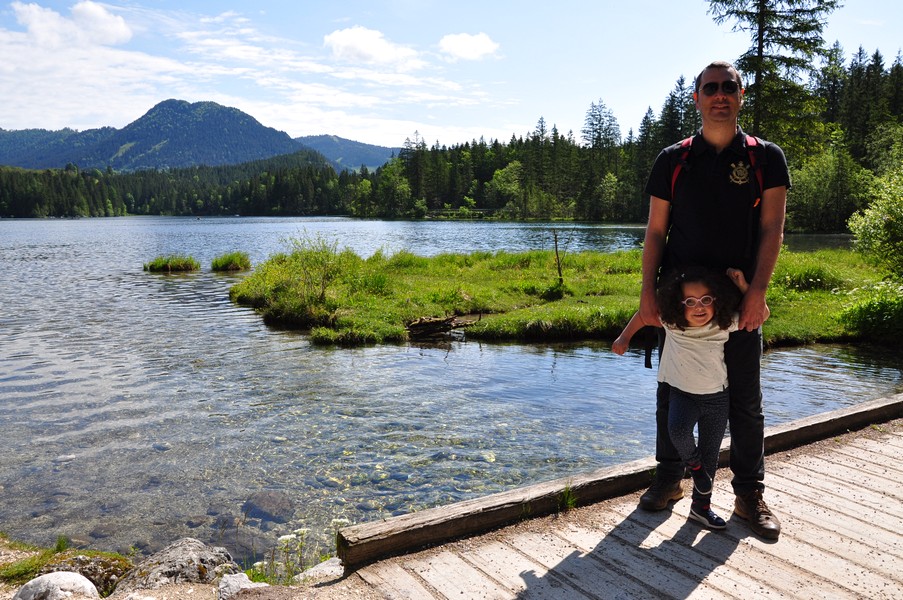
[637,60,790,539]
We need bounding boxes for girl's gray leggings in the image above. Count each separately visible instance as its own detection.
[668,386,729,502]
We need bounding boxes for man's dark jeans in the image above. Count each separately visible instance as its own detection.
[654,327,765,494]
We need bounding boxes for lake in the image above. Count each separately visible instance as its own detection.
[1,216,899,563]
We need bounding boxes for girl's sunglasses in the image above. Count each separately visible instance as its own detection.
[700,80,740,96]
[681,295,716,308]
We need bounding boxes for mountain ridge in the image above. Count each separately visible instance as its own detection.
[0,100,398,172]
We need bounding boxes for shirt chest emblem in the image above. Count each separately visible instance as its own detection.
[730,161,751,185]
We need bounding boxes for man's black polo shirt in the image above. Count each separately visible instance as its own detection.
[644,129,791,280]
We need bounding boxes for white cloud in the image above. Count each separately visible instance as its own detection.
[0,4,506,146]
[200,11,249,25]
[323,26,425,71]
[12,0,131,47]
[71,0,132,44]
[438,32,499,62]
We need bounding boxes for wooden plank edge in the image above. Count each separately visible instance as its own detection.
[338,393,903,571]
[761,393,903,454]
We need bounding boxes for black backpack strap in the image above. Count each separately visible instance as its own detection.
[643,326,659,369]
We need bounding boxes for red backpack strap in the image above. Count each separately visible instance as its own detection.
[669,136,693,199]
[745,134,764,207]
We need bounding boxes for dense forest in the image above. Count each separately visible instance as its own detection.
[2,1,902,233]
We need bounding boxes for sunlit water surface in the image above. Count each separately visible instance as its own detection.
[0,217,898,562]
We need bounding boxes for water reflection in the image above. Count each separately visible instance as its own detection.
[0,217,898,563]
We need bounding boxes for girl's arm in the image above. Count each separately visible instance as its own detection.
[612,311,645,355]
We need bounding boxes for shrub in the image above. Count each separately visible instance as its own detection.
[848,168,903,278]
[143,254,200,272]
[212,251,251,271]
[840,281,903,345]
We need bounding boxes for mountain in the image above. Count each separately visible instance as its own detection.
[296,135,398,171]
[0,100,396,172]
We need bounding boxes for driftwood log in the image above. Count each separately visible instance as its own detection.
[405,315,457,338]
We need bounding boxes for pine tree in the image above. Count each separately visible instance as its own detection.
[708,0,841,140]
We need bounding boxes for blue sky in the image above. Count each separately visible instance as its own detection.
[1,1,901,148]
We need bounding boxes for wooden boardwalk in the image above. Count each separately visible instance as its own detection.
[342,397,903,599]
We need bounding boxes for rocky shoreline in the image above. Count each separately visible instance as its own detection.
[1,537,376,600]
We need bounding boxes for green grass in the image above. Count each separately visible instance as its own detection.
[765,248,889,346]
[212,251,252,272]
[228,240,896,347]
[143,254,200,272]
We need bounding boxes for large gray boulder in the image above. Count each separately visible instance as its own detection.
[217,572,269,600]
[114,538,240,594]
[294,557,344,583]
[13,571,99,600]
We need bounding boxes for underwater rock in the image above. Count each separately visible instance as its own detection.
[241,490,294,524]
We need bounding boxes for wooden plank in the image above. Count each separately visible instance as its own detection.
[769,458,903,520]
[543,518,723,600]
[778,454,903,501]
[763,471,903,559]
[506,530,655,598]
[847,436,903,457]
[406,550,510,600]
[605,500,835,600]
[872,431,903,449]
[557,521,764,600]
[743,475,903,580]
[461,540,595,599]
[827,443,903,476]
[356,562,437,600]
[711,484,903,597]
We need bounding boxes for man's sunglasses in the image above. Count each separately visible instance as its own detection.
[700,80,740,96]
[681,295,716,308]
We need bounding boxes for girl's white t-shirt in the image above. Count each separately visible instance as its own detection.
[658,316,740,395]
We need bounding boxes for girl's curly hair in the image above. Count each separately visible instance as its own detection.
[657,266,742,330]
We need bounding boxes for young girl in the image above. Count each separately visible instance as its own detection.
[613,266,757,529]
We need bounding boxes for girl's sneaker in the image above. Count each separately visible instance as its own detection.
[690,504,726,529]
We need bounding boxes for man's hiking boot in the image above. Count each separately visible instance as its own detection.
[689,503,726,529]
[639,478,683,511]
[734,489,781,540]
[690,465,712,495]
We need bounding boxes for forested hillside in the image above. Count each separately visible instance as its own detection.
[297,135,398,171]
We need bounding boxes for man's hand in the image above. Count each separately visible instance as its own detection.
[738,289,770,331]
[638,289,662,328]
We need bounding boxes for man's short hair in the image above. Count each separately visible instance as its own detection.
[694,60,744,93]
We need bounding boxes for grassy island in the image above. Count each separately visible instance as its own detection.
[229,237,900,348]
[143,254,200,272]
[212,251,252,272]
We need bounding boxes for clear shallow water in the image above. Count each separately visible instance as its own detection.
[0,217,899,562]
